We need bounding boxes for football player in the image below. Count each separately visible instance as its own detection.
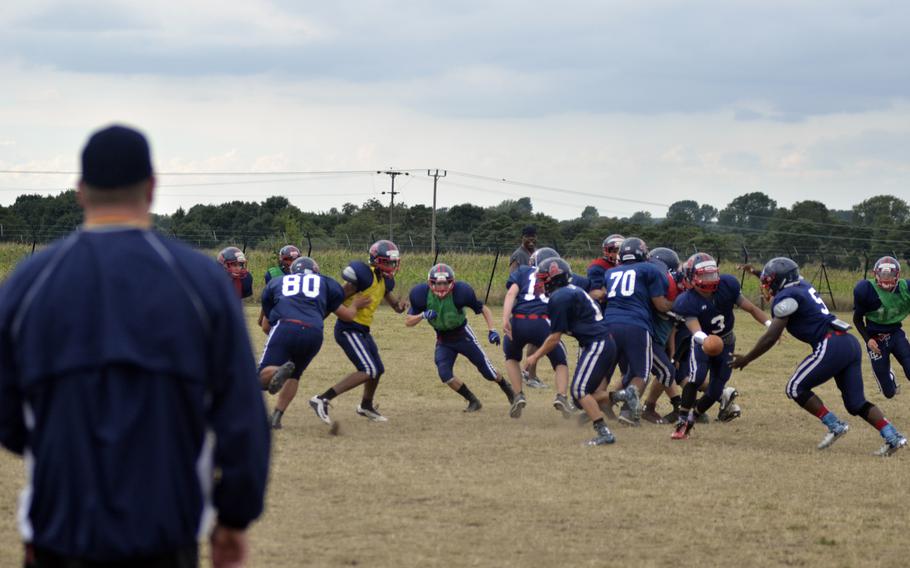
[669,253,770,439]
[265,245,301,284]
[525,258,618,446]
[638,247,685,424]
[852,256,910,398]
[406,264,514,412]
[599,237,674,426]
[259,257,369,429]
[586,233,624,308]
[217,246,253,299]
[501,248,573,418]
[732,258,907,456]
[257,245,302,331]
[308,240,408,425]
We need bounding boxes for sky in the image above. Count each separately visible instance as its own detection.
[0,1,908,220]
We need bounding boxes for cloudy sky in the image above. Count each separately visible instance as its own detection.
[0,1,907,220]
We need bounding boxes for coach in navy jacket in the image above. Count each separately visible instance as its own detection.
[0,125,270,566]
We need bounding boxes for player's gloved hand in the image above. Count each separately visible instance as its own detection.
[422,310,438,321]
[488,330,501,345]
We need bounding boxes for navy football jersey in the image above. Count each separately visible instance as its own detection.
[261,273,346,328]
[671,274,741,335]
[546,285,610,347]
[506,265,548,316]
[571,273,592,291]
[602,262,668,332]
[408,281,484,316]
[773,279,837,346]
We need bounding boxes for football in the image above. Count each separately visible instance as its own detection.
[702,334,724,356]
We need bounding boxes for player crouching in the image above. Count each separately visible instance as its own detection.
[259,257,369,429]
[406,264,515,412]
[526,258,618,446]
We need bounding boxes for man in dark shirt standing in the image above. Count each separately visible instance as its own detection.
[508,225,537,272]
[0,125,270,567]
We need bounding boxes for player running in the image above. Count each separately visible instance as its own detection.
[406,264,515,413]
[308,240,408,425]
[852,256,910,398]
[732,257,907,456]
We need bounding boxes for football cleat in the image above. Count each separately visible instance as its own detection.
[553,394,575,418]
[624,386,641,421]
[641,406,667,424]
[817,421,849,450]
[522,370,547,389]
[356,404,389,422]
[464,399,483,413]
[585,424,616,446]
[875,434,908,457]
[267,361,296,395]
[717,387,741,422]
[309,396,332,425]
[671,418,694,440]
[509,392,527,419]
[618,406,641,428]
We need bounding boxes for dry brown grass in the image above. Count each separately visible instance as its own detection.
[1,306,909,567]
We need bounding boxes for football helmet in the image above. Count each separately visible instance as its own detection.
[290,256,320,275]
[649,247,680,272]
[683,253,720,293]
[602,234,625,263]
[279,245,301,271]
[217,246,249,279]
[427,263,456,298]
[536,257,573,295]
[529,247,560,267]
[369,240,401,275]
[873,256,901,291]
[618,237,648,264]
[760,257,800,298]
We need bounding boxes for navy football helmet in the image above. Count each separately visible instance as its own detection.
[760,257,800,298]
[649,247,680,272]
[618,237,648,264]
[683,253,720,293]
[279,245,301,271]
[427,263,456,298]
[536,257,573,295]
[602,234,625,263]
[369,240,401,275]
[290,256,320,275]
[529,247,560,267]
[217,246,249,279]
[873,256,901,291]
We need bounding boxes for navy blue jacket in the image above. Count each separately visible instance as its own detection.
[0,228,270,561]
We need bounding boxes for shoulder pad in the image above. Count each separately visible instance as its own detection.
[342,265,359,284]
[772,297,799,318]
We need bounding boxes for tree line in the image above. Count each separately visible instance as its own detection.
[0,190,907,269]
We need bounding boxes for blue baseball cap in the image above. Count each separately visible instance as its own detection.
[81,125,153,189]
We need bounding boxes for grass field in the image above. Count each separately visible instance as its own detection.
[1,303,907,567]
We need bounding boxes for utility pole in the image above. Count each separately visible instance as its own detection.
[379,170,407,241]
[427,169,446,254]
